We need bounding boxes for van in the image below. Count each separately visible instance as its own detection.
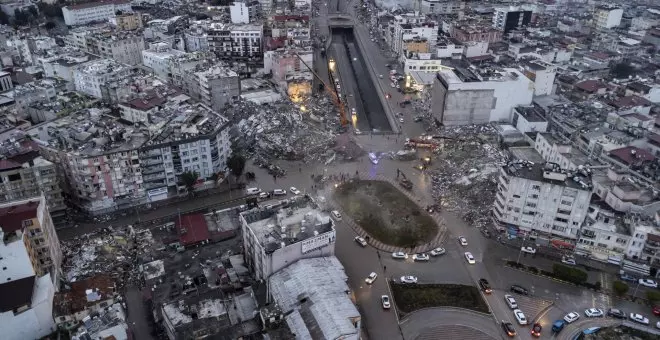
[246,187,261,195]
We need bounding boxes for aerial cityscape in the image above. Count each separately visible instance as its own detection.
[1,0,660,339]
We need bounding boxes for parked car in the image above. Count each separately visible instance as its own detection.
[639,279,658,288]
[392,252,408,259]
[458,236,468,246]
[514,309,527,325]
[521,246,536,254]
[273,189,287,196]
[629,313,650,325]
[607,308,626,319]
[478,279,492,294]
[259,192,269,199]
[331,210,342,220]
[365,272,377,284]
[653,305,660,316]
[289,187,301,195]
[504,294,518,309]
[501,321,516,337]
[354,236,367,247]
[510,284,529,295]
[561,256,576,265]
[585,308,603,317]
[564,312,580,323]
[531,323,542,337]
[464,252,476,264]
[620,273,639,282]
[412,253,430,262]
[551,320,565,333]
[430,247,446,256]
[381,295,390,309]
[400,276,418,284]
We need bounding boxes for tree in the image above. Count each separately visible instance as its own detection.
[180,171,199,196]
[227,154,246,178]
[612,281,629,297]
[647,290,660,304]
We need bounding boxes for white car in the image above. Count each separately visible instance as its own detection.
[464,252,476,264]
[289,187,301,195]
[564,312,580,323]
[629,313,649,325]
[656,321,660,329]
[412,253,430,261]
[400,276,418,284]
[354,236,367,247]
[331,210,342,220]
[639,279,658,288]
[351,108,357,116]
[561,256,576,265]
[584,308,603,317]
[365,272,377,284]
[381,295,391,309]
[513,309,527,325]
[521,246,536,254]
[392,252,408,259]
[259,192,269,199]
[273,189,287,196]
[504,294,518,309]
[398,117,404,123]
[430,247,446,256]
[458,236,468,246]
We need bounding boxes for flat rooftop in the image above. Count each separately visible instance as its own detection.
[504,161,593,191]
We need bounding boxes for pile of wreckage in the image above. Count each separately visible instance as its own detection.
[427,125,507,228]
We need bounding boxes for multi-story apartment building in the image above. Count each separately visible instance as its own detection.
[419,0,464,15]
[84,30,145,66]
[230,1,250,24]
[168,52,214,89]
[0,196,62,285]
[392,19,437,58]
[207,23,263,62]
[141,42,186,80]
[263,47,313,86]
[0,136,65,218]
[520,59,556,96]
[492,6,533,33]
[240,196,336,280]
[73,59,133,102]
[62,0,132,26]
[594,5,623,29]
[493,161,592,242]
[41,52,92,83]
[270,15,311,47]
[13,79,58,115]
[111,12,143,31]
[450,24,503,43]
[189,63,241,112]
[576,206,631,262]
[184,22,210,52]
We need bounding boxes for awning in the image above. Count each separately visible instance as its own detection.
[551,239,574,249]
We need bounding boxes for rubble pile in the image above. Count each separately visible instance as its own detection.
[62,227,155,289]
[226,99,338,165]
[429,125,507,228]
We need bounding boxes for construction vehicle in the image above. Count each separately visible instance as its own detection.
[293,52,349,127]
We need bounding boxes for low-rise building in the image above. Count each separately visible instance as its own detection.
[142,42,186,80]
[62,0,132,26]
[241,196,336,280]
[73,59,133,102]
[53,274,118,327]
[41,53,93,82]
[13,79,58,115]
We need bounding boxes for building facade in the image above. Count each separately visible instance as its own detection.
[62,0,132,26]
[594,6,623,29]
[493,7,533,33]
[73,59,132,101]
[207,23,263,62]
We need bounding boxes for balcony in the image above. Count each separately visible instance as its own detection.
[142,158,163,166]
[143,173,166,182]
[142,166,165,175]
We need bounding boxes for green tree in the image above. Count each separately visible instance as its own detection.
[647,290,660,304]
[552,264,588,284]
[227,154,246,178]
[612,281,629,297]
[180,171,199,196]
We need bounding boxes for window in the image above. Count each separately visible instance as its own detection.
[560,199,572,205]
[526,202,537,208]
[531,185,541,190]
[513,195,521,198]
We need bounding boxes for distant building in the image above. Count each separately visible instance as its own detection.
[419,0,464,15]
[111,12,143,30]
[492,6,533,33]
[207,23,263,62]
[62,0,132,26]
[520,59,556,96]
[240,196,336,280]
[72,59,132,101]
[0,71,12,92]
[230,2,250,24]
[190,64,241,112]
[142,42,186,80]
[84,30,145,66]
[594,6,623,29]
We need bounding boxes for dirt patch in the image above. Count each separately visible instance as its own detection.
[391,283,490,315]
[334,180,438,248]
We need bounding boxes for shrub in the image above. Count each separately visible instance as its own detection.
[646,291,660,304]
[612,281,628,297]
[540,270,554,277]
[528,267,539,274]
[552,264,588,284]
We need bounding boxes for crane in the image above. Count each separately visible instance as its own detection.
[292,51,349,127]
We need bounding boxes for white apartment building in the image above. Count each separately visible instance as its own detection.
[576,206,630,261]
[521,59,556,96]
[193,64,241,112]
[419,0,464,15]
[241,197,336,280]
[41,54,91,82]
[393,22,438,58]
[431,67,534,125]
[230,2,250,24]
[141,42,186,79]
[184,23,210,52]
[207,23,263,62]
[594,6,623,29]
[73,59,132,99]
[13,79,57,115]
[403,54,446,74]
[493,162,592,241]
[534,133,593,171]
[85,31,145,66]
[62,0,132,26]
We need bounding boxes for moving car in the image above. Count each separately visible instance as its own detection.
[620,272,638,282]
[289,187,301,195]
[521,246,536,254]
[381,295,390,309]
[331,210,342,220]
[412,253,430,262]
[501,321,516,337]
[584,308,603,317]
[561,255,576,265]
[246,187,261,195]
[564,312,580,323]
[510,284,529,295]
[398,117,404,123]
[464,252,476,264]
[513,309,527,325]
[430,247,446,256]
[368,152,379,165]
[400,276,418,284]
[639,278,658,288]
[607,308,626,319]
[458,236,468,246]
[351,108,357,116]
[531,323,542,337]
[392,252,408,259]
[478,279,492,294]
[273,189,287,196]
[551,320,565,333]
[504,294,518,309]
[629,313,649,325]
[365,272,377,284]
[354,236,367,247]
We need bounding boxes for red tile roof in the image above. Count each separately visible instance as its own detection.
[176,213,210,246]
[0,201,38,233]
[122,95,167,111]
[609,146,655,165]
[575,79,607,93]
[65,0,129,10]
[53,275,115,316]
[648,132,660,145]
[610,95,653,109]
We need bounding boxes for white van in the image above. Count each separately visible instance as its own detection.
[246,187,261,195]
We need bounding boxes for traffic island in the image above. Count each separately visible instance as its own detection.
[390,283,490,316]
[334,180,438,248]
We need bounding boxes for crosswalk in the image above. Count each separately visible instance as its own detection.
[508,294,554,322]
